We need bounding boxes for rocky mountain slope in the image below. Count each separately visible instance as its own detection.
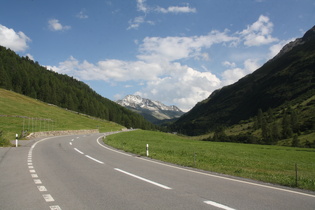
[117,95,185,124]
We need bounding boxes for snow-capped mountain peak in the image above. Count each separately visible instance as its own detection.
[116,95,185,123]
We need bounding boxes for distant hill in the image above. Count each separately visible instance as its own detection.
[116,95,185,124]
[172,25,315,136]
[0,46,155,130]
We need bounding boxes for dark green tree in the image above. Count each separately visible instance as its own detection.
[291,134,299,147]
[282,111,293,138]
[213,126,229,142]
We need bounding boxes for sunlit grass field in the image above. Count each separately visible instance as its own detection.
[0,88,123,142]
[104,130,315,191]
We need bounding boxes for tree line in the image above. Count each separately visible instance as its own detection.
[205,103,315,148]
[0,46,156,130]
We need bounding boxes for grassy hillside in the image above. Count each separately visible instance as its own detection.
[104,130,315,191]
[0,88,124,143]
[172,26,315,136]
[0,46,155,130]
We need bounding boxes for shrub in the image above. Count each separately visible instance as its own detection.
[0,130,11,147]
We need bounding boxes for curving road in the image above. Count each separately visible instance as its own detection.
[1,132,315,210]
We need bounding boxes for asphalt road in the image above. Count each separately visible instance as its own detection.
[1,132,315,210]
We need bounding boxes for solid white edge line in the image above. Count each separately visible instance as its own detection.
[97,136,131,157]
[135,156,315,198]
[204,201,236,210]
[98,133,315,198]
[115,168,171,190]
[85,155,104,164]
[74,148,84,155]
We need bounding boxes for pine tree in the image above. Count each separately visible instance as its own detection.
[257,109,263,128]
[282,111,293,138]
[271,122,281,142]
[291,109,300,134]
[291,135,299,147]
[213,126,229,142]
[261,117,272,144]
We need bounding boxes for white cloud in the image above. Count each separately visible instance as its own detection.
[129,1,196,29]
[156,5,196,14]
[239,15,278,46]
[221,59,260,85]
[0,24,31,52]
[50,15,284,111]
[135,64,221,111]
[49,56,164,82]
[49,55,221,111]
[222,61,236,68]
[76,10,88,19]
[25,53,34,61]
[268,38,295,58]
[48,19,71,31]
[127,16,154,30]
[137,0,149,13]
[138,30,238,62]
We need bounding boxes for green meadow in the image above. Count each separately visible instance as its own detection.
[104,130,315,191]
[0,88,123,143]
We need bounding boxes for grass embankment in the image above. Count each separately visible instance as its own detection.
[0,88,123,144]
[104,130,315,191]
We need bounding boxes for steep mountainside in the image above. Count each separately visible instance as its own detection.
[117,95,185,124]
[0,46,155,130]
[172,25,315,136]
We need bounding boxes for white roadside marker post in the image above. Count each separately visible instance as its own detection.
[15,134,18,147]
[146,144,149,157]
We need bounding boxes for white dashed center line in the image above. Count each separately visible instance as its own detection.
[34,179,42,184]
[37,185,48,192]
[115,168,172,190]
[74,148,84,154]
[43,194,55,202]
[204,201,236,210]
[85,155,104,164]
[28,137,62,210]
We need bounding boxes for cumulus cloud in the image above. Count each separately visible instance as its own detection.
[49,56,165,82]
[239,15,278,46]
[49,55,221,111]
[50,15,283,111]
[48,19,71,31]
[138,30,238,62]
[135,64,220,111]
[221,59,260,85]
[0,24,31,52]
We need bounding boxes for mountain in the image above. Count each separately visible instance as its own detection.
[172,25,315,136]
[0,46,155,130]
[116,95,185,124]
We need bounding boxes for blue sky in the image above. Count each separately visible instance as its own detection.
[1,0,314,111]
